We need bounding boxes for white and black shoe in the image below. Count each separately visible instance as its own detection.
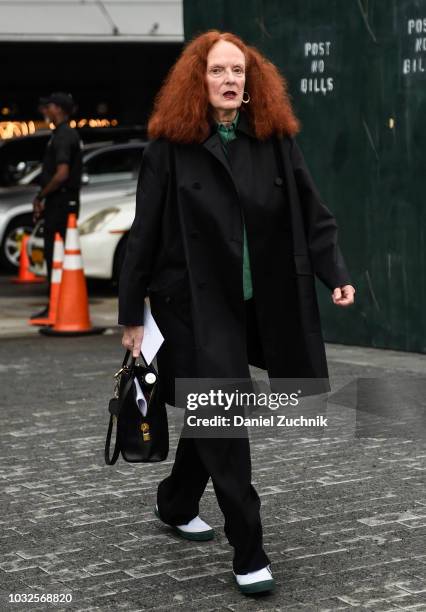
[233,564,275,594]
[154,504,215,541]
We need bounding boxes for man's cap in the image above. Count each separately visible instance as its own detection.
[38,92,75,114]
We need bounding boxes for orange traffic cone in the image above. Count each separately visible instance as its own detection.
[11,233,46,284]
[29,232,64,326]
[40,213,104,336]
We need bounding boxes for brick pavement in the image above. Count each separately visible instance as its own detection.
[0,332,425,611]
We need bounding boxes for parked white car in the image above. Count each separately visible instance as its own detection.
[79,193,135,281]
[28,190,136,284]
[0,141,145,271]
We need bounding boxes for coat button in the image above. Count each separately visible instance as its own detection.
[274,176,283,186]
[165,296,171,303]
[197,281,206,289]
[192,182,201,189]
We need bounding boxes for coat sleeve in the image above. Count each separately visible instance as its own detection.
[289,136,352,291]
[118,140,168,326]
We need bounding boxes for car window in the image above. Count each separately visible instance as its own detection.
[85,148,143,183]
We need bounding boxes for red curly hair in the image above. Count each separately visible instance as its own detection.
[148,30,301,143]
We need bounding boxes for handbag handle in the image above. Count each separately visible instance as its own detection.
[104,372,134,465]
[122,349,149,369]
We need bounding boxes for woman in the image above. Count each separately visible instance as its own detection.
[119,30,355,595]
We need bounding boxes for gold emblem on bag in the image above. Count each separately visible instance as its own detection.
[141,422,150,441]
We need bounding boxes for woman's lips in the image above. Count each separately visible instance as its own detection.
[223,92,237,98]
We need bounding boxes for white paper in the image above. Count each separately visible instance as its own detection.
[141,298,164,365]
[134,377,148,417]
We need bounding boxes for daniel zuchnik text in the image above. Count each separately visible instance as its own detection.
[186,415,328,427]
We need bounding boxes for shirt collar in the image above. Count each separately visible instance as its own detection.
[205,108,255,142]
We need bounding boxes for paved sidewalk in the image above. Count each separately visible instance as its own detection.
[0,275,118,338]
[0,329,425,611]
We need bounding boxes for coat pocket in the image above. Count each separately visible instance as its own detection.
[148,271,189,298]
[148,273,192,328]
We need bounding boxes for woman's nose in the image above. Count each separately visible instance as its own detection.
[224,68,237,82]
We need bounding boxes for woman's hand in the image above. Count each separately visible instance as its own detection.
[122,325,144,358]
[332,284,355,306]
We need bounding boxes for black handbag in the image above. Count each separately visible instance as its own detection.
[104,349,169,464]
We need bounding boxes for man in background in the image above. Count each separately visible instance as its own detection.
[31,92,83,319]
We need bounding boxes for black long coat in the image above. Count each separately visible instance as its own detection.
[118,110,352,406]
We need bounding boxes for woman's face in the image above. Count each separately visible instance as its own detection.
[205,40,246,117]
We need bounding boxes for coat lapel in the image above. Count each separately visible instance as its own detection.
[202,132,233,176]
[201,110,258,242]
[235,109,255,138]
[201,110,255,199]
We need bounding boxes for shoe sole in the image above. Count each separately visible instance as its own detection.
[236,578,275,594]
[153,506,215,541]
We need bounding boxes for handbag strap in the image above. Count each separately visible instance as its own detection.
[104,413,120,465]
[104,351,138,465]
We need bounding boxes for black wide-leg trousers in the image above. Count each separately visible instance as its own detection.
[156,298,271,575]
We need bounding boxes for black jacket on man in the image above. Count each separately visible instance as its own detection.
[40,120,82,202]
[40,121,82,292]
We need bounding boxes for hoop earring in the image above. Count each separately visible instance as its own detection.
[242,91,250,103]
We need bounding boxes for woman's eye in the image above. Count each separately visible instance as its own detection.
[208,66,244,76]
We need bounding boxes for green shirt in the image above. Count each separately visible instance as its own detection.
[215,111,253,301]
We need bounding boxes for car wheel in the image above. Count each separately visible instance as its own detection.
[112,234,128,286]
[0,215,34,272]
